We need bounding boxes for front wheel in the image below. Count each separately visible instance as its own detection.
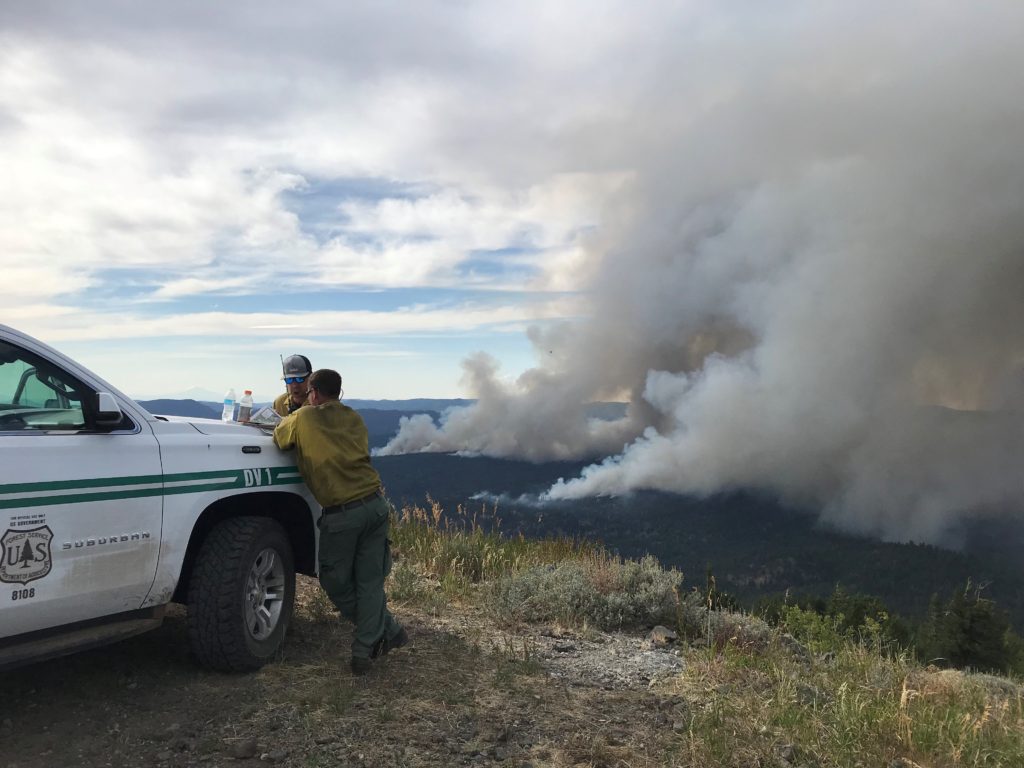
[187,516,296,671]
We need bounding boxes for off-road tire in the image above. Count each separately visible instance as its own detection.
[187,516,295,672]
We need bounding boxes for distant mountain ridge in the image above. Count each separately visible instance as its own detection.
[139,397,473,414]
[344,398,474,412]
[136,398,628,450]
[136,398,220,419]
[136,397,447,449]
[137,397,467,413]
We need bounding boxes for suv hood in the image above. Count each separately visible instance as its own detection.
[158,415,275,438]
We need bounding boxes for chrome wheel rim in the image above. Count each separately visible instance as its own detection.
[244,547,286,641]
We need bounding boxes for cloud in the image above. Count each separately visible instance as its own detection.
[0,11,622,309]
[9,298,579,344]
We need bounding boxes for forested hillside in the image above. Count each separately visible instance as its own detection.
[374,453,1024,632]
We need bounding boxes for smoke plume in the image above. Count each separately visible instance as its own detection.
[379,6,1024,545]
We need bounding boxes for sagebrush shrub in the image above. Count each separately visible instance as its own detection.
[489,555,684,630]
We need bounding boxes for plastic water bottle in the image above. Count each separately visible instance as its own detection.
[237,390,254,422]
[221,388,236,422]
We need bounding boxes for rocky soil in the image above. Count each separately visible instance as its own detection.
[0,577,694,768]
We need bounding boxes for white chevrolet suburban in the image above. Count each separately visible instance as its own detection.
[0,324,319,671]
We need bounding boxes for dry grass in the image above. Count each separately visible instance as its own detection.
[391,496,605,585]
[653,628,1024,767]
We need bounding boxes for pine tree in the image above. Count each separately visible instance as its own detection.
[18,539,34,568]
[916,593,945,664]
[923,581,1011,673]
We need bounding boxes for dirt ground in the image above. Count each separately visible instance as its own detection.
[0,577,685,768]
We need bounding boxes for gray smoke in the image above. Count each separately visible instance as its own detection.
[378,5,1024,545]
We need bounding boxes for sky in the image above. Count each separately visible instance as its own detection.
[4,2,1024,545]
[2,0,623,400]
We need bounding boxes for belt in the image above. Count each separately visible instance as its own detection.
[324,489,382,514]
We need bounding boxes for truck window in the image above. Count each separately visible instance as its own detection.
[0,342,86,431]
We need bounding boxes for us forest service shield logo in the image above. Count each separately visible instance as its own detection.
[0,525,53,584]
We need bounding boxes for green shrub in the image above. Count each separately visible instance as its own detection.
[780,604,848,655]
[387,560,421,602]
[488,555,684,630]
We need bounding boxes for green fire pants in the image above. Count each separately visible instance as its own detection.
[317,494,402,660]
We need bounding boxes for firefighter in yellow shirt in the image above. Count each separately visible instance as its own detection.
[273,354,313,417]
[273,368,408,674]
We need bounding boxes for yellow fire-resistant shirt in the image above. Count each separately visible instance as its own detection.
[273,391,308,418]
[273,400,381,508]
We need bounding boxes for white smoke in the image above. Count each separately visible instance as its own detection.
[377,351,645,461]
[378,4,1024,545]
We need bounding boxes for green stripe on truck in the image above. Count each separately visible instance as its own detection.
[0,468,303,510]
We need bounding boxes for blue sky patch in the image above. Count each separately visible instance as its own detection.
[281,175,436,245]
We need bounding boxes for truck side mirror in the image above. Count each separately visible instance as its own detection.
[95,392,124,426]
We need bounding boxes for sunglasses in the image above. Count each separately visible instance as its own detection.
[284,376,307,384]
